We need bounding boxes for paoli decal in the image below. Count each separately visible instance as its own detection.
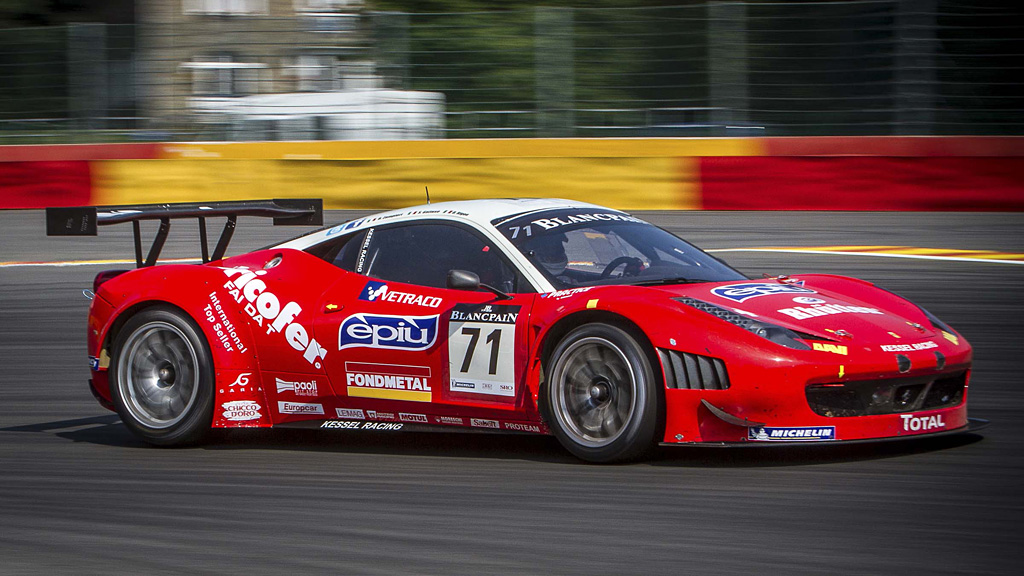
[339,313,439,351]
[275,377,318,396]
[748,426,836,441]
[901,414,945,432]
[711,282,816,303]
[221,267,327,368]
[221,400,262,421]
[881,341,939,352]
[344,362,433,402]
[358,280,442,308]
[277,401,324,415]
[777,304,883,320]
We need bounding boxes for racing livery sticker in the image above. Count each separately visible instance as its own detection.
[470,418,500,429]
[277,401,325,415]
[221,266,327,367]
[358,281,442,308]
[344,362,433,402]
[221,400,262,421]
[777,303,883,320]
[901,414,945,433]
[338,313,439,351]
[336,408,365,420]
[747,426,836,441]
[321,421,404,431]
[711,282,816,303]
[448,304,520,398]
[275,377,318,396]
[812,342,848,355]
[204,291,248,354]
[881,341,939,352]
[399,413,429,423]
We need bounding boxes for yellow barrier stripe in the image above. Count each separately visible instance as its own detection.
[709,246,1024,265]
[158,138,762,161]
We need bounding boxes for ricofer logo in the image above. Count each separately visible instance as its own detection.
[711,282,816,303]
[339,313,438,351]
[221,266,327,368]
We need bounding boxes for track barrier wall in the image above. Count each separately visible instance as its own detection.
[1,138,1021,211]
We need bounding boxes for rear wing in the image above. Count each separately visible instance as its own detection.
[46,199,323,268]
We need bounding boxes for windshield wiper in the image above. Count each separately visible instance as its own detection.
[631,277,705,286]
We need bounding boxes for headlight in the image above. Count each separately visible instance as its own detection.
[674,297,811,350]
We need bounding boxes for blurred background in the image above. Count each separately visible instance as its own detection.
[1,0,1022,144]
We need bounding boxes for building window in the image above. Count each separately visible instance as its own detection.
[183,56,266,96]
[294,0,363,12]
[184,0,269,16]
[289,54,342,92]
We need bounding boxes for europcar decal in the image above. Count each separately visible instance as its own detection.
[748,426,835,441]
[711,282,816,303]
[338,313,439,351]
[221,267,327,367]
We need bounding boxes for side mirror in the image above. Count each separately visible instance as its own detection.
[447,269,513,300]
[447,269,481,291]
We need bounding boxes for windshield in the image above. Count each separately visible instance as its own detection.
[493,209,745,289]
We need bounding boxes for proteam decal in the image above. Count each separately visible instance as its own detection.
[221,267,327,368]
[711,282,816,303]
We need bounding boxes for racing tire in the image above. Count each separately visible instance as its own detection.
[109,306,214,446]
[542,323,661,463]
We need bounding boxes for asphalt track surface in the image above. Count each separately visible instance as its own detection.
[1,209,1022,575]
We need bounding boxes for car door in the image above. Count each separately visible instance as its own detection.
[312,220,537,423]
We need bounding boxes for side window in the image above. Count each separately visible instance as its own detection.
[358,223,530,293]
[305,229,366,271]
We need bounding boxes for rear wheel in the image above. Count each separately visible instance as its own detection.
[110,306,214,446]
[542,323,660,463]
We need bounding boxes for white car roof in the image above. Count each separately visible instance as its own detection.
[276,197,614,251]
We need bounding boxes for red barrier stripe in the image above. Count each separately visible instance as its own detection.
[0,143,160,162]
[699,156,1024,211]
[0,161,92,209]
[761,136,1024,157]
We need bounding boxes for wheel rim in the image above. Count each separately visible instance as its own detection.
[117,321,200,429]
[550,336,641,448]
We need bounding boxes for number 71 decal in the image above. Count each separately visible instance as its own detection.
[448,303,520,398]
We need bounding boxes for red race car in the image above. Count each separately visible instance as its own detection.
[48,198,982,462]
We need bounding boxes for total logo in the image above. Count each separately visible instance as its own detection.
[711,282,816,303]
[275,377,318,396]
[359,281,442,308]
[339,313,439,351]
[901,413,945,432]
[221,266,328,368]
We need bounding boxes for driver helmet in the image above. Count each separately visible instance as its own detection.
[532,233,569,277]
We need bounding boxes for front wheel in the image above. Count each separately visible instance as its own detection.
[109,306,214,446]
[542,323,661,463]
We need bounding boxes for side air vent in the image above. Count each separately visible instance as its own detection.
[658,348,730,390]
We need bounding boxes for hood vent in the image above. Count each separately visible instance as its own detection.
[658,348,730,390]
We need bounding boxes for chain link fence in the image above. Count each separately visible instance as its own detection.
[0,1,1021,143]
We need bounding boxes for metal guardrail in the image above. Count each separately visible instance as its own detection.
[0,1,1021,144]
